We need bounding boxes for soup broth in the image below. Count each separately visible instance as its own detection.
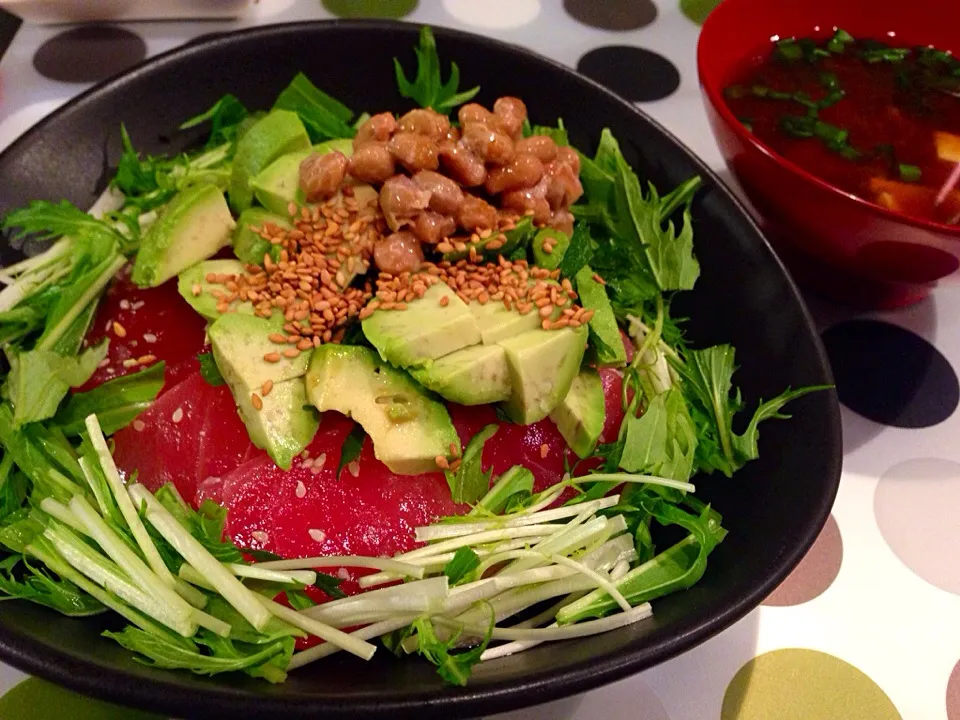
[724,30,960,225]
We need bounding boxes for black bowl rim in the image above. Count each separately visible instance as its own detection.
[0,18,843,718]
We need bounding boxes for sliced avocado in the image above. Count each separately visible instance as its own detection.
[233,208,290,266]
[410,344,511,405]
[208,314,309,390]
[131,183,236,288]
[468,300,542,346]
[575,264,627,367]
[532,228,570,270]
[498,325,588,424]
[233,377,319,470]
[229,109,311,213]
[442,216,536,263]
[251,138,355,215]
[362,283,482,369]
[305,344,460,475]
[549,367,605,458]
[177,259,254,321]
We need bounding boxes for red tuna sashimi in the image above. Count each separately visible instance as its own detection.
[79,264,208,393]
[112,371,263,500]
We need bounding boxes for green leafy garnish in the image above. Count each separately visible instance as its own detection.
[825,29,854,54]
[443,547,480,586]
[197,352,226,387]
[105,626,293,681]
[898,163,922,183]
[394,26,479,114]
[311,571,347,600]
[336,423,366,480]
[0,554,104,616]
[4,342,108,427]
[54,361,165,436]
[445,424,497,504]
[472,465,533,515]
[672,345,830,476]
[619,387,697,482]
[272,72,355,142]
[179,94,250,149]
[413,606,494,686]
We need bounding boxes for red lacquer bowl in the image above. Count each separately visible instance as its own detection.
[698,0,960,309]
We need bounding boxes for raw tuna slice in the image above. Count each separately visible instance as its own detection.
[79,264,208,393]
[112,371,261,500]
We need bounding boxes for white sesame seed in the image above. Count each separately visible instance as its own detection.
[251,530,269,543]
[119,299,130,310]
[142,333,157,344]
[132,419,145,432]
[98,358,110,368]
[347,460,360,477]
[310,465,322,475]
[130,301,145,311]
[171,407,184,424]
[300,450,310,460]
[315,453,327,470]
[336,568,349,580]
[308,528,326,543]
[295,480,306,498]
[302,457,315,469]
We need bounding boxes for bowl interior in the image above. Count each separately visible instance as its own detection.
[0,21,842,720]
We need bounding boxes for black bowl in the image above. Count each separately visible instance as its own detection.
[0,20,842,720]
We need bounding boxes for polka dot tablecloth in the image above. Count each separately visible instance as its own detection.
[0,1,957,718]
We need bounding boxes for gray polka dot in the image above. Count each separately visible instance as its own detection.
[33,25,146,84]
[563,0,657,30]
[875,458,960,595]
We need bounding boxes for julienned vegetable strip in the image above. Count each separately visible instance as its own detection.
[128,484,273,631]
[84,415,181,593]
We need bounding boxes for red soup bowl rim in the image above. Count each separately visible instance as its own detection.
[696,5,960,240]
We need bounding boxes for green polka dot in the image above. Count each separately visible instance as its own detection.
[0,678,163,720]
[679,0,721,25]
[321,0,418,19]
[722,649,901,720]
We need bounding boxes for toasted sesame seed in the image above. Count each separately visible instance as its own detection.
[315,453,327,470]
[191,283,202,297]
[295,480,307,498]
[112,321,127,338]
[137,354,156,365]
[268,333,287,344]
[542,244,553,255]
[251,530,269,543]
[261,379,274,396]
[435,455,450,470]
[264,352,281,363]
[449,458,462,472]
[98,358,110,368]
[132,419,146,432]
[592,273,606,285]
[171,407,184,423]
[538,305,553,318]
[540,443,549,459]
[308,528,326,543]
[283,347,300,359]
[347,460,360,477]
[439,295,450,307]
[122,358,139,368]
[142,333,157,344]
[449,442,459,457]
[251,393,263,410]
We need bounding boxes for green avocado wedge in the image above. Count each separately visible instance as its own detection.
[306,344,460,475]
[228,109,311,213]
[131,183,235,288]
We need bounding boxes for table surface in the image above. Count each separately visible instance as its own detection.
[0,2,957,719]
